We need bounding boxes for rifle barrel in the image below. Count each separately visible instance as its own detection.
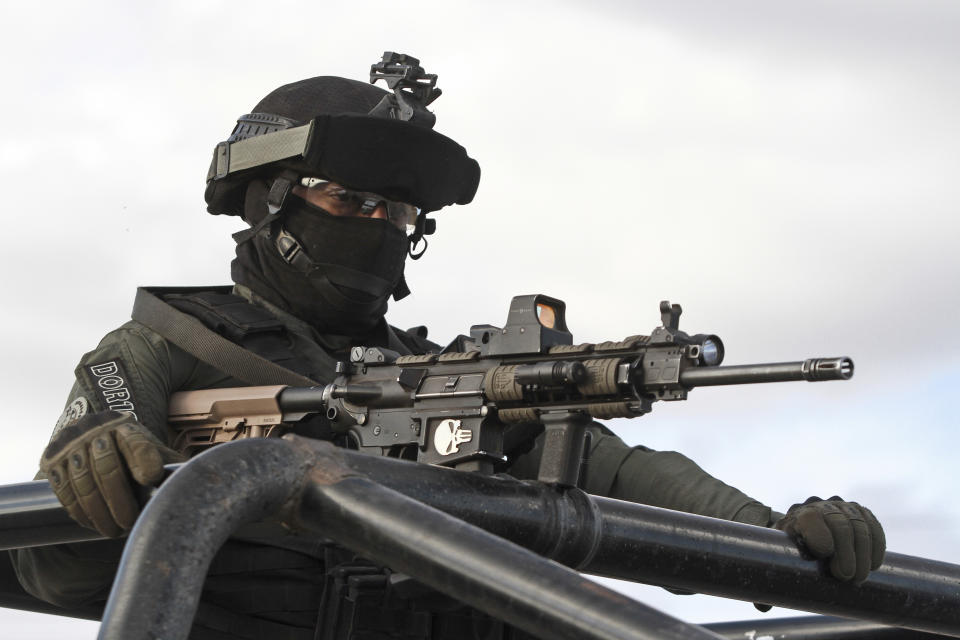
[679,357,853,387]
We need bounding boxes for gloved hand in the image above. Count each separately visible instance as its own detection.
[40,411,185,537]
[775,495,885,583]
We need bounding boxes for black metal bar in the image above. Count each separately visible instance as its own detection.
[592,497,960,637]
[97,439,316,640]
[6,438,960,638]
[298,473,722,640]
[702,615,950,639]
[281,444,960,638]
[0,479,103,549]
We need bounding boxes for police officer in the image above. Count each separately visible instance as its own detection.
[13,54,885,639]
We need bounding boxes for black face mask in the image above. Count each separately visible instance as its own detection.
[232,194,409,336]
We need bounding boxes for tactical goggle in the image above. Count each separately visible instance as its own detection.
[300,178,419,231]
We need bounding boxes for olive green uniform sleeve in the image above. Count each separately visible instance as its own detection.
[585,424,774,526]
[509,423,773,527]
[13,321,211,609]
[48,320,229,446]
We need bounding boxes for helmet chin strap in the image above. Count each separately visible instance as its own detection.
[231,172,297,246]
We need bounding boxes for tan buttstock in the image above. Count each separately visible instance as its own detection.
[168,385,288,457]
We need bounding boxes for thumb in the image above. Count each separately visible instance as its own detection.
[115,424,166,486]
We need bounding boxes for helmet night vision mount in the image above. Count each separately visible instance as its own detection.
[368,52,442,128]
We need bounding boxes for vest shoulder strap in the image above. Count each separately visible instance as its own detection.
[131,286,317,387]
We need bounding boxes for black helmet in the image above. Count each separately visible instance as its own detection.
[204,53,480,222]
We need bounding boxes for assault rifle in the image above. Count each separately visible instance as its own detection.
[168,294,853,486]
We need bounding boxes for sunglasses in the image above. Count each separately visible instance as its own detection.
[299,178,418,231]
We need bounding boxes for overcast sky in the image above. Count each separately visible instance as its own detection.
[1,1,958,637]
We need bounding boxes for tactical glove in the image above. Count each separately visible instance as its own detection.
[40,411,185,538]
[775,496,885,583]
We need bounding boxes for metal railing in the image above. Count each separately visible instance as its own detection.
[2,436,958,639]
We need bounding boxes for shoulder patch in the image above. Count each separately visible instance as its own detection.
[53,396,90,436]
[84,360,139,421]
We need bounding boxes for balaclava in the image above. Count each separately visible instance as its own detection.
[230,76,419,336]
[233,177,409,336]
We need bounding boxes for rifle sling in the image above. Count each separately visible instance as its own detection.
[131,287,318,387]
